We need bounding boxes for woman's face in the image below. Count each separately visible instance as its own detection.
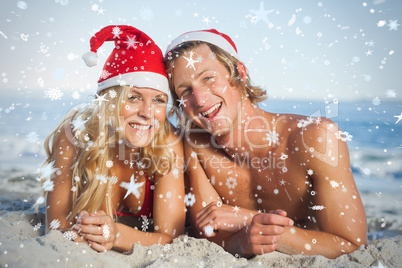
[120,87,167,148]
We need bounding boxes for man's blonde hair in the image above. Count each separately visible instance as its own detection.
[165,41,267,126]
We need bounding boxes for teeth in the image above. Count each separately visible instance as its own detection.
[201,103,222,117]
[129,123,150,130]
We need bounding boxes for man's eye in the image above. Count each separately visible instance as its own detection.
[153,98,166,103]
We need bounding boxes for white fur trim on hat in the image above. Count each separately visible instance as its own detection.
[97,71,169,95]
[166,31,239,59]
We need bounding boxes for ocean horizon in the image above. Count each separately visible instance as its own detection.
[1,89,401,194]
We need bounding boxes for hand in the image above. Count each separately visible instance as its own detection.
[248,210,294,255]
[74,210,117,252]
[195,201,255,237]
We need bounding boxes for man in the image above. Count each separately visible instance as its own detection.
[164,29,367,259]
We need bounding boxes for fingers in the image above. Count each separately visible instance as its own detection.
[78,214,111,225]
[268,209,287,217]
[252,213,294,227]
[74,224,104,235]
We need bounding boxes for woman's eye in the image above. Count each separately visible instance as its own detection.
[128,95,141,101]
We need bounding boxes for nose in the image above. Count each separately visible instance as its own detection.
[191,86,209,107]
[137,101,153,119]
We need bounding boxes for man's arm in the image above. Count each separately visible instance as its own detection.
[276,118,367,258]
[184,137,293,257]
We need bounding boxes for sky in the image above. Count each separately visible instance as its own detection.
[0,0,401,102]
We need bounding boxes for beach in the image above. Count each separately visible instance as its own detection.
[1,168,401,267]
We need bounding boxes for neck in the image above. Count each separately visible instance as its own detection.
[214,100,273,158]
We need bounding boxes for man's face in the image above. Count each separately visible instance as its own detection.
[172,44,242,135]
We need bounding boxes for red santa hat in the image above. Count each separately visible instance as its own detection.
[82,25,169,95]
[165,29,239,59]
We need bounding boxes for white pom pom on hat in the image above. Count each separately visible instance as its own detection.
[82,51,98,67]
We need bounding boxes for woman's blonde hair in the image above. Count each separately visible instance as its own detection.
[39,85,173,224]
[164,41,267,127]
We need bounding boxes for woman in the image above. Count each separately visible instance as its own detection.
[38,25,185,253]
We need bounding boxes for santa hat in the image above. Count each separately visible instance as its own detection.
[165,29,239,59]
[82,25,169,95]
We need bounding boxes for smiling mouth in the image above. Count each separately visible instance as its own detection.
[199,103,222,119]
[129,123,152,131]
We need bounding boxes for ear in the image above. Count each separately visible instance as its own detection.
[236,61,247,82]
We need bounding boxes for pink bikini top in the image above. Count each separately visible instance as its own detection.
[113,176,154,218]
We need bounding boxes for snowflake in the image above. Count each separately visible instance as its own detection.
[307,169,314,176]
[233,206,241,213]
[106,160,113,168]
[37,161,59,182]
[310,205,326,210]
[110,175,118,185]
[297,119,309,128]
[124,35,140,49]
[183,51,199,71]
[100,70,111,80]
[279,153,288,160]
[304,243,312,250]
[282,166,288,173]
[120,174,145,199]
[177,96,187,107]
[154,118,160,129]
[208,52,216,60]
[184,193,196,207]
[273,189,279,194]
[17,1,28,9]
[102,224,110,240]
[377,20,387,27]
[26,132,39,143]
[330,180,340,189]
[44,88,63,101]
[49,219,60,230]
[385,89,396,98]
[96,174,108,184]
[334,131,353,142]
[265,130,279,146]
[248,1,275,26]
[35,196,45,205]
[72,90,80,100]
[290,227,296,234]
[71,116,88,132]
[288,14,296,26]
[226,177,237,189]
[387,20,400,31]
[63,230,77,241]
[141,215,149,232]
[112,26,122,39]
[42,179,55,192]
[372,97,381,106]
[33,222,41,231]
[108,89,117,99]
[204,225,214,236]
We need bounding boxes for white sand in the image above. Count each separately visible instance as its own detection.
[1,170,402,267]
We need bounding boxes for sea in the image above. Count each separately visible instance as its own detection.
[1,89,401,194]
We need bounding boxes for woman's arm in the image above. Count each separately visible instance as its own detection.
[77,124,186,252]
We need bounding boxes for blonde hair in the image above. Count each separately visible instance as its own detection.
[165,41,267,127]
[39,85,173,223]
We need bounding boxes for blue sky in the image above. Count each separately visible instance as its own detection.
[1,0,401,101]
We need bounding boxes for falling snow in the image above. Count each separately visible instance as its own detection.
[44,88,63,101]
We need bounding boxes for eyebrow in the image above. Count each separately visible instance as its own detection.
[130,88,167,99]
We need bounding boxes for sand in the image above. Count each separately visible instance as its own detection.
[1,170,402,267]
